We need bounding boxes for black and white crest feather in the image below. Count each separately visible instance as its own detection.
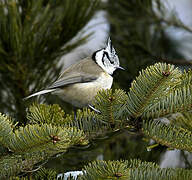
[93,37,122,75]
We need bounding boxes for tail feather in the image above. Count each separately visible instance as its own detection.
[23,89,56,100]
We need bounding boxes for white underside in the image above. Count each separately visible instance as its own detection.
[53,72,113,107]
[24,72,113,108]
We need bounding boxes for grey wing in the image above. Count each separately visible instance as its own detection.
[47,72,98,89]
[47,58,102,89]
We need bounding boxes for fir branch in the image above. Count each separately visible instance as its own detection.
[27,103,117,139]
[0,113,13,148]
[80,160,130,180]
[175,69,192,89]
[0,109,88,178]
[93,89,128,126]
[27,103,66,126]
[169,112,192,132]
[33,167,57,180]
[8,124,88,153]
[125,63,181,118]
[143,120,192,152]
[0,151,49,179]
[80,159,192,180]
[143,85,192,119]
[130,167,192,180]
[64,108,111,139]
[128,159,159,169]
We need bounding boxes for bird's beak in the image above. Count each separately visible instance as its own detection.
[117,66,125,70]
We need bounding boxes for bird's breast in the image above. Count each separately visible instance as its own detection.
[53,72,113,107]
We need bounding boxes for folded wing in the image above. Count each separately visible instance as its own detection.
[24,58,103,99]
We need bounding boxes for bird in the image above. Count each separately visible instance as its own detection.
[24,38,124,109]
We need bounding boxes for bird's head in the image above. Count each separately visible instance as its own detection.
[92,38,124,75]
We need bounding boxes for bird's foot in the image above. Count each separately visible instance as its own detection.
[88,104,101,114]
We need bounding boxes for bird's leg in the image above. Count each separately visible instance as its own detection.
[88,104,101,114]
[73,107,77,121]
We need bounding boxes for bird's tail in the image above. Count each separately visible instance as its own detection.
[23,89,56,100]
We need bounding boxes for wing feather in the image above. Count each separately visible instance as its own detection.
[47,58,103,89]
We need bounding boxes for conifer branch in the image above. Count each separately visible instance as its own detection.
[80,160,131,179]
[169,112,192,132]
[64,108,110,139]
[143,120,192,152]
[175,69,192,89]
[80,159,192,180]
[0,114,88,178]
[8,124,88,153]
[143,85,192,119]
[0,151,51,179]
[33,167,57,180]
[93,89,128,126]
[125,63,182,118]
[0,113,13,148]
[27,103,66,126]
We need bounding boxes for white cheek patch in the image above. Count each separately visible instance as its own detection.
[97,60,115,75]
[94,48,119,75]
[95,50,105,69]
